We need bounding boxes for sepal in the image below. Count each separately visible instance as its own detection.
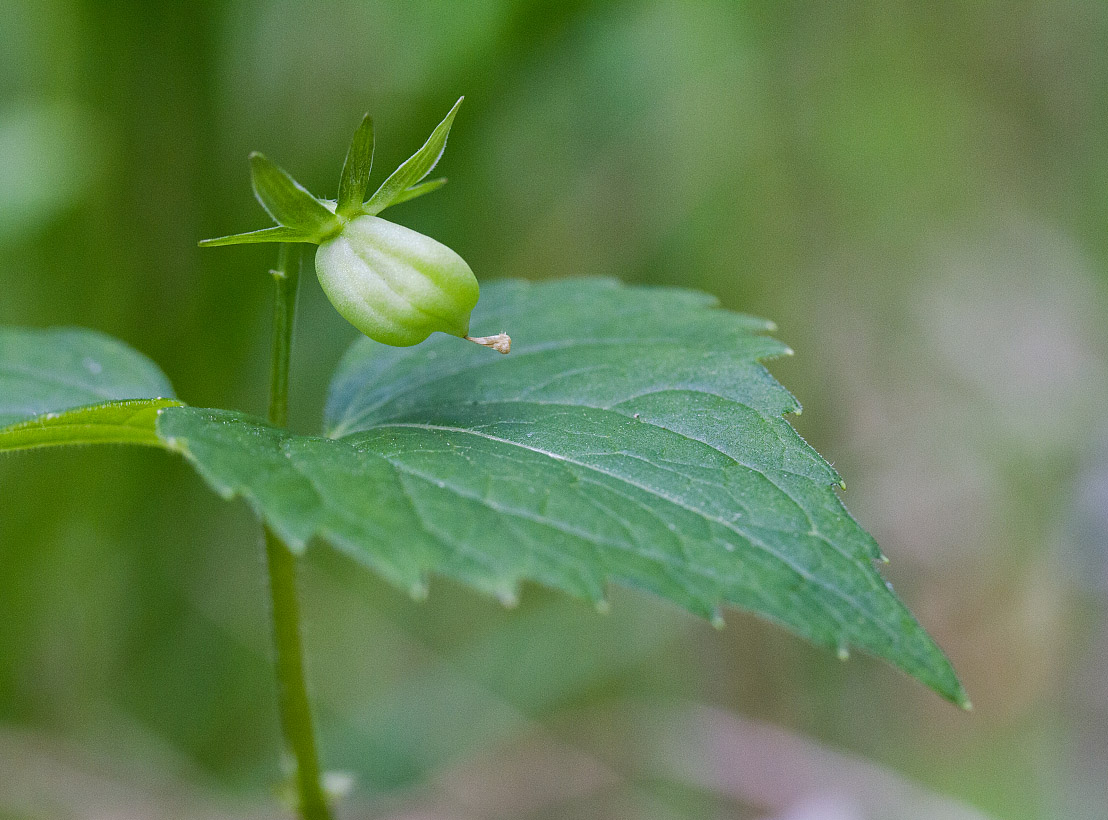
[249,152,340,239]
[363,97,462,215]
[337,114,375,218]
[198,226,316,247]
[389,177,448,206]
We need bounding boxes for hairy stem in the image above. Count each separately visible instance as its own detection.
[264,244,333,820]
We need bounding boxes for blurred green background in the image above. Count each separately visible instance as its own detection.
[2,1,1106,818]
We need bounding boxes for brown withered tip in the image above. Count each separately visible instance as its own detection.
[466,332,511,354]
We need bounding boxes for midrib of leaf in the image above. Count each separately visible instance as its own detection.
[365,387,836,488]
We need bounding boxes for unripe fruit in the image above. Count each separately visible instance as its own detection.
[200,98,510,354]
[315,215,479,347]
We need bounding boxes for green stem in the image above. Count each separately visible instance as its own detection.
[263,244,333,820]
[267,243,299,430]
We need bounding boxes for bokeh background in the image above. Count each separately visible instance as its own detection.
[2,1,1106,818]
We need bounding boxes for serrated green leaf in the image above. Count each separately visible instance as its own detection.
[198,226,315,247]
[336,114,375,218]
[363,97,462,215]
[249,152,338,237]
[0,398,182,452]
[388,177,448,207]
[0,327,176,428]
[157,278,967,705]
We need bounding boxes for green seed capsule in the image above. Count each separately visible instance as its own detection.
[315,215,479,347]
[199,98,510,354]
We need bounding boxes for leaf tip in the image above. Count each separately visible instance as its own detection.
[836,644,850,662]
[710,610,726,630]
[595,598,611,615]
[409,579,429,602]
